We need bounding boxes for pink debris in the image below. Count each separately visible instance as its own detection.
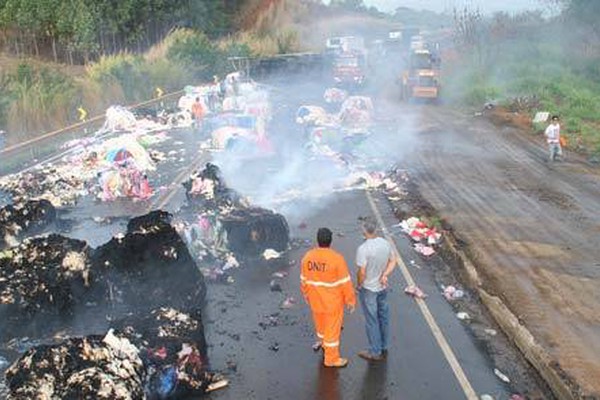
[404,285,428,299]
[414,243,435,257]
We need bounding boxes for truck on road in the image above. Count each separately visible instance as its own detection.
[400,48,441,102]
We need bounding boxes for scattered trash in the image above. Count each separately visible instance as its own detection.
[533,111,550,123]
[404,285,427,299]
[269,343,280,352]
[480,395,495,400]
[456,312,471,320]
[510,395,525,400]
[443,285,465,301]
[280,297,296,309]
[400,217,442,246]
[0,355,8,369]
[494,368,511,383]
[0,199,56,249]
[414,243,436,257]
[271,271,288,279]
[263,248,281,260]
[270,280,282,292]
[484,328,498,336]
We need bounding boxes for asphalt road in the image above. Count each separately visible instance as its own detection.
[0,77,553,399]
[202,189,518,400]
[395,103,600,396]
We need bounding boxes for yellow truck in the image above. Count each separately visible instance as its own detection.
[400,49,441,102]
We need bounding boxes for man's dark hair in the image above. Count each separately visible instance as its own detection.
[317,227,333,248]
[551,115,559,121]
[362,219,377,235]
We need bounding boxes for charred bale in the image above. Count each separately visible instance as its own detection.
[116,307,215,398]
[0,200,56,249]
[5,332,145,400]
[0,235,92,323]
[92,210,206,312]
[183,163,245,209]
[219,207,289,256]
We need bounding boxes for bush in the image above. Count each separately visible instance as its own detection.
[463,84,501,107]
[167,30,222,81]
[4,63,76,139]
[87,54,149,102]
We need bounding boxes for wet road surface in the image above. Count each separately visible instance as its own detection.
[203,189,514,400]
[0,79,553,399]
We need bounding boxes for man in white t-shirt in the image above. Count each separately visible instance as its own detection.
[544,115,562,161]
[355,219,396,361]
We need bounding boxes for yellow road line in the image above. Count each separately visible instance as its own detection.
[365,190,479,400]
[151,152,209,211]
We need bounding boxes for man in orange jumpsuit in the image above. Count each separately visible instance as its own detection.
[301,227,356,367]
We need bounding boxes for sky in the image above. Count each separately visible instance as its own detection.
[363,0,544,14]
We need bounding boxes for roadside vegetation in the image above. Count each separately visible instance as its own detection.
[447,1,600,157]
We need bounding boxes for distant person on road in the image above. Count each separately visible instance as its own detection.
[544,115,563,162]
[355,218,396,362]
[301,227,356,368]
[191,97,205,130]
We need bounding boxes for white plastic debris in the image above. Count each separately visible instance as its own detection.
[494,368,511,383]
[484,328,497,336]
[533,111,550,123]
[480,395,495,400]
[280,296,296,309]
[223,254,240,270]
[456,312,471,320]
[263,249,281,260]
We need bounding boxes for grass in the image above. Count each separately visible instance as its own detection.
[447,36,600,157]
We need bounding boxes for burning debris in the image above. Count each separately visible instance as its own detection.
[5,331,145,400]
[5,307,227,399]
[0,235,92,317]
[93,210,207,312]
[1,210,222,399]
[0,165,90,207]
[183,163,290,258]
[0,200,56,249]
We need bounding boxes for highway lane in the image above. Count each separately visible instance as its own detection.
[203,189,518,400]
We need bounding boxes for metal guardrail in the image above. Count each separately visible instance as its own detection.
[0,90,183,176]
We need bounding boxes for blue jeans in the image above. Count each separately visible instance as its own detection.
[359,288,389,356]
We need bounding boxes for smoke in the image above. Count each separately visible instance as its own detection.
[211,75,420,226]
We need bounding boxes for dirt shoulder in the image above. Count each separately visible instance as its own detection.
[396,103,600,398]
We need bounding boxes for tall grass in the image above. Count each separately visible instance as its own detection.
[3,64,76,139]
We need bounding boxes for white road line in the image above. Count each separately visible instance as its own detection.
[365,190,479,400]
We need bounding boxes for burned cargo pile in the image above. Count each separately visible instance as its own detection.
[2,211,222,399]
[0,199,56,249]
[5,308,225,400]
[183,163,290,257]
[0,234,91,320]
[5,331,145,400]
[92,210,207,312]
[115,307,226,398]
